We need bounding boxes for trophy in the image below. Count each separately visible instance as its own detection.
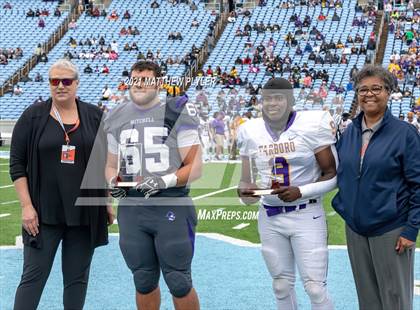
[116,142,143,187]
[248,152,275,196]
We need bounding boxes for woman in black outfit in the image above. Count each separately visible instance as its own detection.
[10,59,113,310]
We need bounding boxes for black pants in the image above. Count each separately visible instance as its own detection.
[14,224,94,310]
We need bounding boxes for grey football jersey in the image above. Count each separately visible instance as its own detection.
[104,96,199,197]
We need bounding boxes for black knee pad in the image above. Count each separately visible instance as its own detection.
[163,270,193,298]
[133,269,160,295]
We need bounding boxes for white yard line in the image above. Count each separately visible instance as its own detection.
[327,211,337,216]
[0,213,11,218]
[192,186,237,201]
[0,185,13,189]
[232,223,250,230]
[1,200,19,205]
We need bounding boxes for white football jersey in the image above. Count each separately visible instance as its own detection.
[199,118,210,137]
[237,110,336,206]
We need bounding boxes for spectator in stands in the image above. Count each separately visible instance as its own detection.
[146,49,154,60]
[131,42,139,51]
[110,40,119,53]
[366,37,376,62]
[122,67,129,77]
[102,85,112,100]
[350,65,359,81]
[123,10,131,20]
[120,27,128,36]
[41,8,49,16]
[38,18,45,29]
[191,18,199,27]
[318,11,327,21]
[359,45,367,55]
[101,64,109,74]
[91,6,100,17]
[3,2,11,9]
[228,11,237,23]
[151,0,160,9]
[331,10,340,21]
[13,84,23,96]
[137,52,146,61]
[34,72,44,82]
[303,73,312,88]
[404,28,415,45]
[303,41,313,54]
[0,53,8,65]
[26,8,35,17]
[234,56,242,65]
[84,64,93,74]
[132,26,140,35]
[123,43,130,51]
[117,79,128,93]
[175,32,183,41]
[33,96,44,105]
[390,87,403,103]
[108,10,118,21]
[11,59,111,310]
[35,9,41,17]
[69,19,77,30]
[54,7,61,17]
[40,53,48,63]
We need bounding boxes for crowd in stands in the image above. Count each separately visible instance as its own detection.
[384,1,420,115]
[278,0,343,9]
[0,47,23,65]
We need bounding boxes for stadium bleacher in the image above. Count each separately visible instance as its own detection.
[383,5,419,118]
[0,0,214,119]
[187,0,375,116]
[0,0,418,122]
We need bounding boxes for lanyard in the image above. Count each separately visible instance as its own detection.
[52,105,80,145]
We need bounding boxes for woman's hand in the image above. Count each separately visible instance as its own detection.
[395,236,415,255]
[22,205,39,236]
[107,205,115,226]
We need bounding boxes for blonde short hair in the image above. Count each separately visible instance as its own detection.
[48,59,79,80]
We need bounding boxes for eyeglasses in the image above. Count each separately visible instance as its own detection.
[356,85,386,96]
[49,78,76,86]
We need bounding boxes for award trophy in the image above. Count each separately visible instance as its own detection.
[247,153,273,196]
[116,142,143,188]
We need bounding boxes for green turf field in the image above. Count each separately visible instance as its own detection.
[1,158,419,247]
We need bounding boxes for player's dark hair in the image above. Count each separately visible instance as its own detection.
[353,65,395,92]
[130,61,162,78]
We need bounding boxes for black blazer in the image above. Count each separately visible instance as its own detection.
[10,98,109,249]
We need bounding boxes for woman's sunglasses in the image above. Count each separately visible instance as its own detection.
[49,78,76,86]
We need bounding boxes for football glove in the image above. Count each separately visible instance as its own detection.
[109,176,127,200]
[135,176,166,199]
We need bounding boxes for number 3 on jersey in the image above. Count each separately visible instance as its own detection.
[119,127,170,174]
[271,157,290,188]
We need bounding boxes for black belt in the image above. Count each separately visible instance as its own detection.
[263,199,318,217]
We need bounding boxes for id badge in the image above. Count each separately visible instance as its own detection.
[61,145,76,164]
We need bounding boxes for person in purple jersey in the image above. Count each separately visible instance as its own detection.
[210,112,226,160]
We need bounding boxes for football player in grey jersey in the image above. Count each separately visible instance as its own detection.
[104,61,202,310]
